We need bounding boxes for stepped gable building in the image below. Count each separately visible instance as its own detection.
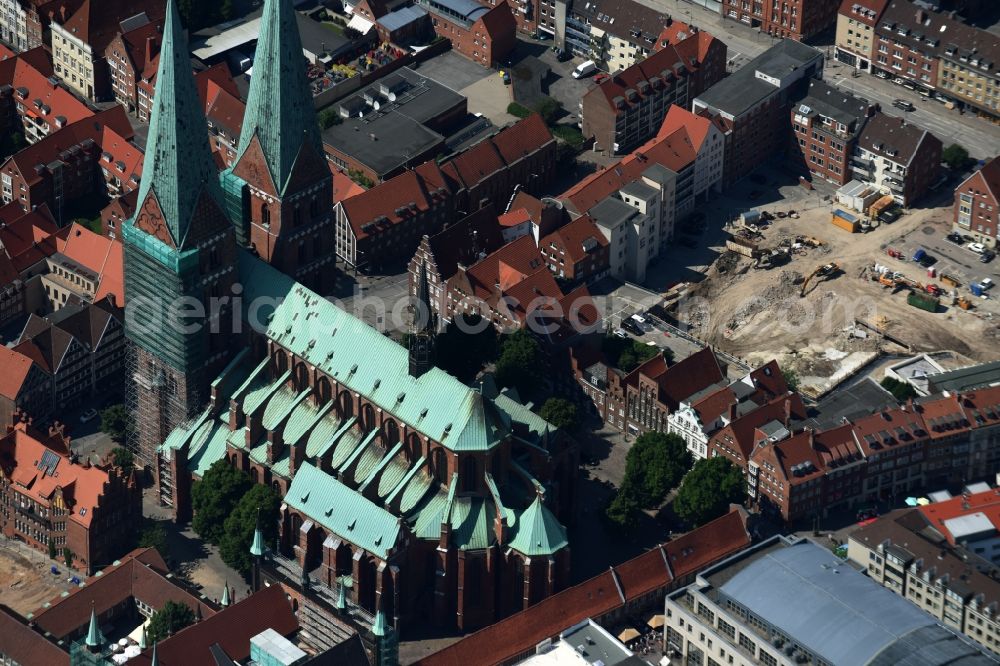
[222,0,334,292]
[156,251,579,633]
[0,414,140,574]
[122,0,239,468]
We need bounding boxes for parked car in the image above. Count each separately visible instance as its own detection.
[621,318,643,335]
[892,99,915,112]
[918,253,937,267]
[981,250,995,263]
[501,71,511,85]
[982,278,994,290]
[879,209,901,224]
[968,242,986,254]
[79,408,98,423]
[593,72,609,84]
[613,328,629,339]
[572,60,597,79]
[946,232,964,245]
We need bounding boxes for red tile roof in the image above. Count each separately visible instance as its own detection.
[476,1,517,40]
[837,0,890,27]
[6,106,133,188]
[0,44,13,60]
[539,214,607,264]
[31,548,215,639]
[958,156,1000,204]
[919,487,1000,546]
[129,584,297,666]
[0,346,38,399]
[710,393,806,461]
[1,48,92,130]
[491,112,552,164]
[98,123,143,190]
[420,206,505,281]
[498,207,531,229]
[60,0,165,54]
[57,222,125,305]
[340,169,434,240]
[200,68,245,141]
[0,605,68,666]
[417,510,749,666]
[0,202,58,273]
[113,20,160,74]
[0,421,116,528]
[914,392,969,439]
[638,347,725,410]
[331,165,366,202]
[657,105,714,150]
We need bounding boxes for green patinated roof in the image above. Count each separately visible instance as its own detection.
[188,418,231,478]
[411,488,449,540]
[507,496,568,557]
[311,417,356,461]
[494,388,556,441]
[351,440,386,486]
[262,385,308,431]
[244,371,289,416]
[359,442,402,493]
[236,0,323,194]
[238,252,508,452]
[131,0,224,249]
[338,429,378,474]
[286,398,333,449]
[331,426,370,470]
[376,448,411,500]
[285,462,401,560]
[451,497,495,551]
[398,466,434,514]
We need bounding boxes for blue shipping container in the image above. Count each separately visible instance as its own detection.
[912,248,926,262]
[971,283,984,297]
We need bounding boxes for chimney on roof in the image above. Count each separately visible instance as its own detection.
[784,398,792,427]
[728,401,738,422]
[145,36,158,64]
[666,16,672,27]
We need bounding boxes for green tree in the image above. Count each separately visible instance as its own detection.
[605,486,641,531]
[531,97,562,125]
[139,520,170,560]
[219,484,282,577]
[63,547,73,568]
[100,404,129,442]
[347,168,374,189]
[494,329,544,397]
[318,109,342,129]
[48,539,56,560]
[436,314,498,383]
[622,432,692,508]
[191,460,252,544]
[539,397,578,432]
[942,143,972,171]
[601,334,670,371]
[782,368,800,392]
[146,600,196,643]
[506,102,531,118]
[673,457,747,527]
[880,376,917,400]
[110,447,134,472]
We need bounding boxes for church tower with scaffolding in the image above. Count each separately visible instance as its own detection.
[123,0,238,468]
[223,0,334,292]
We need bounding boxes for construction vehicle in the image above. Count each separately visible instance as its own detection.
[925,284,943,297]
[956,296,973,310]
[800,262,841,297]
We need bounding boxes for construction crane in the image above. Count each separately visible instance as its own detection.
[800,262,841,297]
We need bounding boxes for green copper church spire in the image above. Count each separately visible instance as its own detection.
[236,0,322,194]
[85,603,102,648]
[133,0,223,249]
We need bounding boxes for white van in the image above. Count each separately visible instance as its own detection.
[572,60,597,79]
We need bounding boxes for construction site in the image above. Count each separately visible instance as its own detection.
[667,185,1000,399]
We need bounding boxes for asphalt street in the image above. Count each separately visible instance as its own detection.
[633,0,1000,159]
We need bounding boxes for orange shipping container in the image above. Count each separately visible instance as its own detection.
[830,210,858,233]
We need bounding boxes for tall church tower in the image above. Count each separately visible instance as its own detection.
[228,0,333,291]
[408,262,436,378]
[123,0,237,468]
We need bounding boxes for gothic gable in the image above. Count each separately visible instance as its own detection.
[282,140,331,198]
[133,191,176,248]
[232,133,278,196]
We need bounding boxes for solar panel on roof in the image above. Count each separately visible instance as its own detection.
[38,450,59,476]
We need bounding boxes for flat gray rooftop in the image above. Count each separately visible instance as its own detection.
[809,377,898,430]
[710,539,994,665]
[590,196,639,230]
[928,359,1000,393]
[695,39,821,117]
[321,67,464,177]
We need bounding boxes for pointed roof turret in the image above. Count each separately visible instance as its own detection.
[250,508,265,557]
[507,494,569,557]
[372,609,387,637]
[416,261,433,334]
[236,0,322,195]
[85,603,102,648]
[132,0,223,249]
[220,582,230,607]
[335,579,346,610]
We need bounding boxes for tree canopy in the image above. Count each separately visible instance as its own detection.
[601,334,672,371]
[219,483,282,578]
[138,520,170,562]
[880,376,918,401]
[942,143,972,171]
[539,397,579,432]
[147,600,196,643]
[191,460,252,544]
[782,368,800,393]
[673,457,746,527]
[606,432,692,529]
[100,405,129,442]
[110,447,134,472]
[436,314,499,383]
[495,329,544,397]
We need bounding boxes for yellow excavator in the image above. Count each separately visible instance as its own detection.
[800,262,840,297]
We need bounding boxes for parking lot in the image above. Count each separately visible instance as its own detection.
[884,218,1000,314]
